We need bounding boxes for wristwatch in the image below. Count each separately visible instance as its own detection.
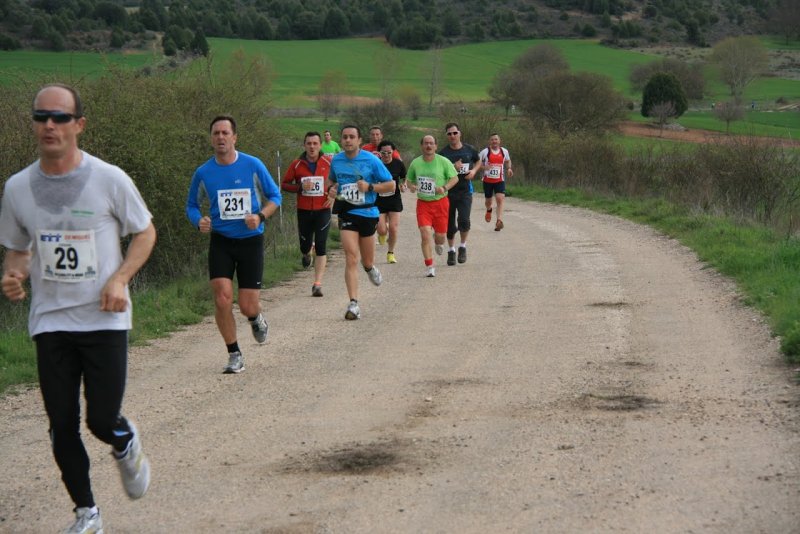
[257,212,266,223]
[368,183,374,192]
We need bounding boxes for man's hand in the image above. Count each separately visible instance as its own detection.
[198,215,212,233]
[245,213,263,230]
[1,270,27,302]
[100,275,128,312]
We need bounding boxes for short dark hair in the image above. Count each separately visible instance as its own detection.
[34,83,83,118]
[210,115,236,133]
[305,131,322,143]
[341,124,361,138]
[377,140,395,151]
[444,122,459,132]
[323,130,331,134]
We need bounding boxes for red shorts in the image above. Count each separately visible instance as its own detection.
[416,197,449,234]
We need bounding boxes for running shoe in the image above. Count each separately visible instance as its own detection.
[345,300,361,320]
[302,254,312,268]
[312,283,323,297]
[223,351,245,374]
[113,420,150,500]
[377,233,387,245]
[387,252,397,264]
[485,208,492,222]
[367,266,383,286]
[426,266,436,277]
[63,507,103,534]
[435,243,444,255]
[447,250,456,266]
[458,246,467,264]
[495,220,504,231]
[250,313,269,344]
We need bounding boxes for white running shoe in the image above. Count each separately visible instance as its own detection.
[426,266,436,277]
[63,507,103,534]
[345,300,361,320]
[223,351,245,374]
[250,313,269,344]
[113,420,150,500]
[367,266,383,286]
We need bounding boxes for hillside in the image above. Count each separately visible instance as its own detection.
[0,0,794,55]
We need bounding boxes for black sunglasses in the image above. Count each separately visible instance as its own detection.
[446,131,459,136]
[32,110,79,124]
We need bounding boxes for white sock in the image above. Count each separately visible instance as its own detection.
[460,242,467,248]
[449,246,456,252]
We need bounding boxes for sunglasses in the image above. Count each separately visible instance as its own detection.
[446,131,459,136]
[32,110,79,124]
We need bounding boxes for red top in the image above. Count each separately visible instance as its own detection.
[281,155,332,211]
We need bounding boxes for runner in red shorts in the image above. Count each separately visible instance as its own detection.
[406,135,459,278]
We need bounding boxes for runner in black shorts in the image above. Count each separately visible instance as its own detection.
[281,131,333,297]
[375,140,406,264]
[438,122,481,265]
[327,125,395,320]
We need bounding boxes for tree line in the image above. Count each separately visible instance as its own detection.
[0,0,796,54]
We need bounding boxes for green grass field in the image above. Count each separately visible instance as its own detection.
[0,49,158,84]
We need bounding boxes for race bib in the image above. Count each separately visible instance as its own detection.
[418,176,436,198]
[38,229,98,282]
[218,188,251,220]
[340,182,366,205]
[301,176,324,197]
[486,164,503,180]
[459,162,470,174]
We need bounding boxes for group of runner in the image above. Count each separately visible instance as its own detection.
[0,83,513,533]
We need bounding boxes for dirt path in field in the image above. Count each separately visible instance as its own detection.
[617,120,800,148]
[1,197,798,533]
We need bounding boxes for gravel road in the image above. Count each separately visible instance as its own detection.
[1,196,798,533]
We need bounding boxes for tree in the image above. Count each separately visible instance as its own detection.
[641,72,688,120]
[710,36,768,101]
[713,100,746,133]
[648,101,677,135]
[488,44,569,118]
[316,70,348,120]
[191,28,210,57]
[253,15,273,40]
[426,47,443,112]
[768,0,800,45]
[630,58,706,101]
[93,1,127,27]
[521,72,627,138]
[488,69,523,118]
[323,7,349,38]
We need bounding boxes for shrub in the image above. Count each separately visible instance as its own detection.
[641,72,688,119]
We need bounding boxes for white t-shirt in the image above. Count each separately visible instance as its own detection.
[0,152,153,336]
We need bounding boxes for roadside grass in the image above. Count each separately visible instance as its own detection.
[508,184,800,366]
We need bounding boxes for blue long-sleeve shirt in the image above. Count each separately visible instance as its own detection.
[186,151,282,238]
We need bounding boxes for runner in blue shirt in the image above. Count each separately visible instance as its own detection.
[186,115,282,374]
[326,125,395,320]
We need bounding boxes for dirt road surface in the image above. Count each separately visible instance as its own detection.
[1,196,798,533]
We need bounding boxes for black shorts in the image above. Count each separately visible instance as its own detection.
[337,212,379,237]
[376,192,403,214]
[483,181,506,198]
[208,232,264,289]
[297,209,332,256]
